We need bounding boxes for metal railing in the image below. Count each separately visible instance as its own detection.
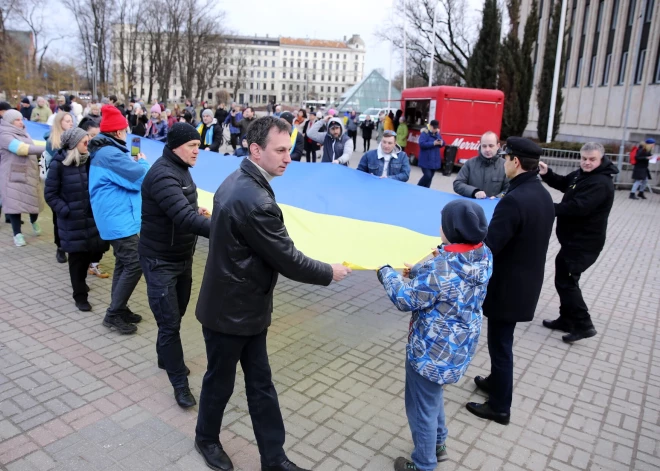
[541,148,660,192]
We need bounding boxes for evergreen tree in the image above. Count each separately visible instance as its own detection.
[465,0,501,89]
[537,0,565,142]
[519,0,540,136]
[498,0,522,139]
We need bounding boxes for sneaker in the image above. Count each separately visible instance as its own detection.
[88,264,110,278]
[120,310,142,324]
[13,234,26,247]
[32,221,41,236]
[393,457,419,471]
[436,444,449,462]
[103,315,137,334]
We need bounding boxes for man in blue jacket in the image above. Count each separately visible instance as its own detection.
[223,104,241,150]
[417,120,444,188]
[89,105,150,335]
[357,130,410,181]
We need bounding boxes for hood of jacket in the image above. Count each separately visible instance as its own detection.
[88,133,128,158]
[444,245,492,288]
[583,157,619,177]
[477,151,501,166]
[377,142,403,158]
[0,118,31,141]
[327,117,345,138]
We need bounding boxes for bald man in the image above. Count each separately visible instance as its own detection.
[453,131,508,199]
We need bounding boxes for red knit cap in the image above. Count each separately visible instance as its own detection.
[100,105,129,133]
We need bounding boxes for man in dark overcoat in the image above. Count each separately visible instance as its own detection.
[466,137,555,424]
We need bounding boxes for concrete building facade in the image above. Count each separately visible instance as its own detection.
[521,0,660,143]
[111,28,366,107]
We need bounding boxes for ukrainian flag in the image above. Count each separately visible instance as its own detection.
[25,120,498,269]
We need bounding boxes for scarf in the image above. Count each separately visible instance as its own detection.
[197,122,214,146]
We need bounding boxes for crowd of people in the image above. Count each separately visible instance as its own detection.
[0,93,649,471]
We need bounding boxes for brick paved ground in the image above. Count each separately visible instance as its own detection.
[1,156,659,471]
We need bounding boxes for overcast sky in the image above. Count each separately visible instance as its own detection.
[44,0,484,77]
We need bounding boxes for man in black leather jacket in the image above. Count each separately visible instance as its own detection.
[194,116,351,471]
[139,123,211,409]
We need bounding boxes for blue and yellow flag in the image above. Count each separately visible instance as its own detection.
[26,120,498,269]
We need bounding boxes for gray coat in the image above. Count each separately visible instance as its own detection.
[0,120,45,214]
[453,153,509,198]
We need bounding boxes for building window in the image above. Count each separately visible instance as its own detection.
[250,71,254,78]
[173,89,177,97]
[343,54,346,59]
[334,86,338,92]
[313,74,316,80]
[282,84,286,90]
[321,75,324,81]
[314,52,317,58]
[296,85,300,91]
[588,56,597,86]
[283,61,286,68]
[289,73,293,79]
[321,86,324,92]
[355,55,358,60]
[289,84,292,90]
[322,53,325,58]
[282,72,286,78]
[271,60,275,67]
[208,92,212,100]
[271,83,274,90]
[250,83,254,89]
[284,51,287,56]
[271,72,275,79]
[257,71,261,78]
[297,61,301,68]
[297,73,300,79]
[634,49,646,84]
[290,61,294,67]
[618,51,628,84]
[230,70,234,77]
[297,51,301,57]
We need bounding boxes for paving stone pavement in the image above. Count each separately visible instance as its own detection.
[0,166,659,471]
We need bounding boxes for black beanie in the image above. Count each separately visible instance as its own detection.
[0,101,12,111]
[441,200,488,244]
[167,122,201,150]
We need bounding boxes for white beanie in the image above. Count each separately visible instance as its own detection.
[3,109,23,124]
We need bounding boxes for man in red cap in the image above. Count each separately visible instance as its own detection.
[88,105,150,335]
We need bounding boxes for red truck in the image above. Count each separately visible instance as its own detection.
[400,86,504,166]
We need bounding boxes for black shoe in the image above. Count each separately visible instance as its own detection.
[174,386,196,408]
[393,457,420,471]
[120,310,142,324]
[195,440,234,471]
[629,193,639,200]
[103,315,137,335]
[436,444,449,462]
[56,248,67,263]
[542,318,572,333]
[262,459,309,471]
[158,360,191,376]
[638,192,647,200]
[75,300,92,312]
[562,328,597,343]
[474,375,491,394]
[465,402,510,425]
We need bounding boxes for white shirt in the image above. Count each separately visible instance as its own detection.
[377,145,396,178]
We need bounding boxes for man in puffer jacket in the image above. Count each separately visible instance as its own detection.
[306,115,353,165]
[89,105,150,335]
[140,123,211,409]
[377,200,492,471]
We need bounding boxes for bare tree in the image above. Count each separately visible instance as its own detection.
[0,0,19,69]
[380,0,474,84]
[61,0,115,99]
[177,0,227,101]
[114,0,141,100]
[14,0,67,75]
[232,55,247,103]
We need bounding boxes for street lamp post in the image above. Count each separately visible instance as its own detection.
[92,43,98,101]
[428,0,438,87]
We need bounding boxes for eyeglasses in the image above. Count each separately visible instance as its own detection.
[383,130,396,137]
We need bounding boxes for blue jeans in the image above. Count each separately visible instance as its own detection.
[631,178,647,193]
[405,361,448,471]
[140,256,193,389]
[417,168,436,188]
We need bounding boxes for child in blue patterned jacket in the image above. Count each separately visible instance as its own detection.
[377,199,493,471]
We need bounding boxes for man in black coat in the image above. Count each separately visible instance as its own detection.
[198,109,223,152]
[539,142,618,343]
[194,117,351,471]
[139,123,211,409]
[466,137,555,425]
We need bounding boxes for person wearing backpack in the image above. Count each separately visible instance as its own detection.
[630,139,655,200]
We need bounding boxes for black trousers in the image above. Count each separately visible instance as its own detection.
[555,249,598,331]
[347,129,357,150]
[363,137,371,152]
[487,318,517,414]
[7,213,38,236]
[196,327,286,466]
[68,251,104,303]
[304,148,317,163]
[229,133,239,150]
[140,256,193,389]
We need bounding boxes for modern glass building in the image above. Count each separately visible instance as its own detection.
[336,69,401,112]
